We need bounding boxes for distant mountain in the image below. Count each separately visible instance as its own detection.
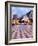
[13,14,24,20]
[19,10,33,20]
[13,10,33,20]
[26,10,33,19]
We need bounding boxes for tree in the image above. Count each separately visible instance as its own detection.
[13,14,18,19]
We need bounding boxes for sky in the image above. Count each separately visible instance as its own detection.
[11,7,32,18]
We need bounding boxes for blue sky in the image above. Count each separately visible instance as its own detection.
[11,7,32,18]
